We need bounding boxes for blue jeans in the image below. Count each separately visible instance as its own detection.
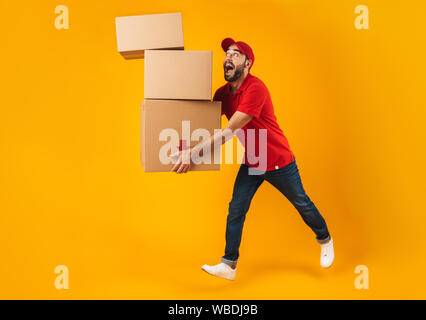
[221,159,331,268]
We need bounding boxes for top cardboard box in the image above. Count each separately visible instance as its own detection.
[115,12,184,59]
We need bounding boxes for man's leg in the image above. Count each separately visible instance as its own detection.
[265,160,330,243]
[221,164,265,268]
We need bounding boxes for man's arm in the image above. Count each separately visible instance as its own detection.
[171,111,253,173]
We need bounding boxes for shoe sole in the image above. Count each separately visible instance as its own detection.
[201,267,235,281]
[321,257,335,268]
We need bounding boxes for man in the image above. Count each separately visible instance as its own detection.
[171,38,334,281]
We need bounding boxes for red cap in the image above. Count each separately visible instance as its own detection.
[221,38,255,70]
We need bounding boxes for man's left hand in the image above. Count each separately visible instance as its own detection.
[170,148,192,173]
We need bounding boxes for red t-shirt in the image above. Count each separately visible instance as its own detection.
[213,73,295,171]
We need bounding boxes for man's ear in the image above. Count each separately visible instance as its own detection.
[246,59,252,69]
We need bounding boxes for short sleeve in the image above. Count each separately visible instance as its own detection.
[213,88,226,115]
[237,84,266,119]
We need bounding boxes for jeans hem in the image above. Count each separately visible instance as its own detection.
[317,235,331,245]
[221,257,237,268]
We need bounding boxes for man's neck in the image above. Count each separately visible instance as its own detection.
[229,72,249,95]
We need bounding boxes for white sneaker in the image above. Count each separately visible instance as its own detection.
[320,238,334,268]
[201,262,236,280]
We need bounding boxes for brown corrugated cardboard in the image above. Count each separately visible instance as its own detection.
[141,99,222,172]
[115,13,184,59]
[144,50,212,100]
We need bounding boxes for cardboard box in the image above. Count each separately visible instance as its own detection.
[144,50,212,100]
[115,13,184,59]
[141,99,222,172]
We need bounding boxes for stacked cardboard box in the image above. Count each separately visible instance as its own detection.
[115,12,184,59]
[115,13,221,172]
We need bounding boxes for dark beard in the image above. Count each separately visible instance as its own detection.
[224,64,244,82]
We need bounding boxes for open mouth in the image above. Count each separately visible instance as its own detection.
[224,64,234,74]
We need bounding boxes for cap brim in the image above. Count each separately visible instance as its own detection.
[221,38,236,52]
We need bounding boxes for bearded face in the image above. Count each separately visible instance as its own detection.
[223,50,248,82]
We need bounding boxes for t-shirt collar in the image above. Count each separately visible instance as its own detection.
[227,73,252,96]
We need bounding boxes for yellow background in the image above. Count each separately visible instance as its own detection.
[1,0,425,299]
